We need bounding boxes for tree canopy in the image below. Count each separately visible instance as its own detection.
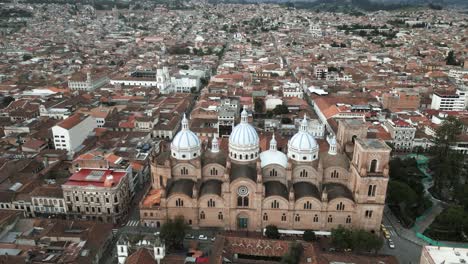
[265,224,280,239]
[160,216,190,250]
[331,226,383,253]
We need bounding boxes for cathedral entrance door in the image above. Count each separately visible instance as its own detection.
[238,216,248,229]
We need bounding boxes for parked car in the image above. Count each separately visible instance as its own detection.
[185,234,194,239]
[388,239,395,249]
[211,237,216,242]
[198,235,208,240]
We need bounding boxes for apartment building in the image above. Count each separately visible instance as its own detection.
[431,90,466,111]
[62,168,131,224]
[51,113,97,154]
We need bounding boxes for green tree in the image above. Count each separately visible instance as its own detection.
[22,54,32,61]
[446,50,459,66]
[302,230,316,242]
[265,224,280,239]
[160,216,190,250]
[350,229,383,253]
[431,116,464,198]
[272,104,289,116]
[331,226,352,249]
[281,242,303,264]
[254,98,264,113]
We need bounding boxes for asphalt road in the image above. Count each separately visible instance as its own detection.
[380,215,422,264]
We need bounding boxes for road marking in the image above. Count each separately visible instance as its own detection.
[126,220,140,227]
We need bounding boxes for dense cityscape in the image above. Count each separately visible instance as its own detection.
[0,0,467,263]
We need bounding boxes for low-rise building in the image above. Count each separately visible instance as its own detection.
[30,185,67,217]
[420,246,468,264]
[62,168,131,224]
[384,119,416,151]
[431,90,466,111]
[68,71,109,91]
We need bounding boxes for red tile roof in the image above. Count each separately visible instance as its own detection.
[57,114,87,130]
[64,168,126,188]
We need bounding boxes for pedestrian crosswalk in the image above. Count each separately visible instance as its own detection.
[112,229,118,235]
[126,220,140,227]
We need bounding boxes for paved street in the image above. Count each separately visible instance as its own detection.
[380,213,422,264]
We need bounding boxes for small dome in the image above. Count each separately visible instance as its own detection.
[260,150,288,168]
[171,114,201,160]
[260,134,288,168]
[288,115,319,161]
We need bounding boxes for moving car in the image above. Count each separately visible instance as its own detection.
[198,235,208,240]
[388,239,395,249]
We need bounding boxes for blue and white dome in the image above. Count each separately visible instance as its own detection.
[171,114,201,160]
[260,134,288,168]
[229,106,259,162]
[288,115,319,162]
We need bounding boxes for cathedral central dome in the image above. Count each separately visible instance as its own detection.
[228,107,259,162]
[288,115,319,162]
[171,114,201,160]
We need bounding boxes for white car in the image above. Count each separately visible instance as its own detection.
[388,239,395,249]
[198,235,208,240]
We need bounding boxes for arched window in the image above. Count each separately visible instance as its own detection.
[210,167,218,176]
[270,169,278,177]
[245,154,248,160]
[271,200,279,209]
[367,185,377,197]
[299,169,308,178]
[370,159,377,173]
[208,199,215,208]
[313,214,319,222]
[331,170,339,178]
[304,201,312,210]
[365,210,373,218]
[281,213,287,222]
[346,215,352,224]
[181,167,188,175]
[336,202,345,211]
[200,211,205,219]
[327,215,333,223]
[218,212,223,220]
[237,196,249,207]
[175,198,184,207]
[263,213,268,221]
[295,214,300,222]
[251,153,254,159]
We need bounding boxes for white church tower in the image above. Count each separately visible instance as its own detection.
[156,67,172,94]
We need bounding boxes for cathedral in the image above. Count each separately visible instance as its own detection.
[140,107,391,233]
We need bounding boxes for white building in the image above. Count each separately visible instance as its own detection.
[282,82,303,99]
[431,90,466,111]
[420,246,468,264]
[384,119,416,151]
[171,75,200,93]
[51,113,96,155]
[265,95,283,110]
[31,186,67,217]
[117,236,165,264]
[156,67,173,94]
[68,72,109,91]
